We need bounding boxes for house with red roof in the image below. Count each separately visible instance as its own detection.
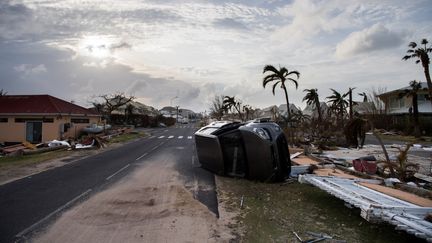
[0,95,101,144]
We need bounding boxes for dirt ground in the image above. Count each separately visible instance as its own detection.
[32,153,235,243]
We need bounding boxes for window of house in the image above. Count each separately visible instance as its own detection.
[399,98,405,108]
[0,118,8,123]
[417,94,429,103]
[389,97,399,109]
[71,118,90,123]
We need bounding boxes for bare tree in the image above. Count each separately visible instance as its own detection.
[209,95,225,120]
[0,89,7,96]
[367,87,387,114]
[95,92,135,122]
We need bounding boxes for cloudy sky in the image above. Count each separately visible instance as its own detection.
[1,0,431,112]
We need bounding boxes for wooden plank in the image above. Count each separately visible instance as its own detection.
[359,182,432,207]
[314,168,360,179]
[292,156,320,165]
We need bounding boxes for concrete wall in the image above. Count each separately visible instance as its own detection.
[0,115,100,144]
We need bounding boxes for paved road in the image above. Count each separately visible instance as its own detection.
[364,134,432,158]
[0,124,216,243]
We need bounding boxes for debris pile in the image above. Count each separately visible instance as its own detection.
[288,145,432,242]
[0,126,133,157]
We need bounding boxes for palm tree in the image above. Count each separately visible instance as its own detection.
[400,80,422,137]
[243,105,252,121]
[402,39,432,107]
[223,96,243,121]
[345,87,356,120]
[326,89,348,126]
[303,88,322,123]
[262,65,300,121]
[358,92,368,102]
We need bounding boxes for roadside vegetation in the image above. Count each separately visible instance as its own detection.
[0,149,72,170]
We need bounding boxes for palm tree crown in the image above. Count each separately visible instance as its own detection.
[262,65,300,120]
[358,92,368,102]
[402,38,432,107]
[303,88,322,122]
[326,89,348,125]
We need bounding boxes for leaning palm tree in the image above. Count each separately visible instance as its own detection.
[326,89,348,126]
[262,65,300,121]
[303,88,322,123]
[402,39,432,107]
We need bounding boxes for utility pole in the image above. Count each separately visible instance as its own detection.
[176,106,179,123]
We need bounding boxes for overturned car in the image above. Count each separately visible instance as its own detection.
[194,119,291,182]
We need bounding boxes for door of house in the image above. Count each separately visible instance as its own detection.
[26,121,42,143]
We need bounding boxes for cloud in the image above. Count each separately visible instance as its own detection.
[109,42,132,51]
[14,64,47,75]
[336,23,405,58]
[0,1,38,40]
[213,18,248,30]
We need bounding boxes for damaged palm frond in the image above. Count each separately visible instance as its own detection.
[376,143,419,181]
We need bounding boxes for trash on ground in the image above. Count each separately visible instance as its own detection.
[48,140,71,147]
[299,174,432,241]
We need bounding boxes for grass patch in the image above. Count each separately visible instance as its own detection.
[218,177,423,243]
[0,149,71,170]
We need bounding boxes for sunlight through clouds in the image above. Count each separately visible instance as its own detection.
[1,0,431,111]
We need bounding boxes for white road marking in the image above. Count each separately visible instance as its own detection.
[178,136,183,139]
[135,153,148,161]
[149,136,155,139]
[158,136,165,139]
[187,136,192,139]
[15,189,92,239]
[191,156,195,165]
[106,164,130,180]
[164,130,168,132]
[168,135,174,139]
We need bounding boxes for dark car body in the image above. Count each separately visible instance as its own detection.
[194,119,291,182]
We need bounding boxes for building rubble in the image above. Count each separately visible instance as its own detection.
[290,145,432,242]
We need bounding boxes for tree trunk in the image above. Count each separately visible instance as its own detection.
[315,97,322,124]
[423,62,432,108]
[349,89,353,120]
[412,94,421,138]
[282,84,291,122]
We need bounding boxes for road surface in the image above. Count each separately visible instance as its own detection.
[0,124,217,243]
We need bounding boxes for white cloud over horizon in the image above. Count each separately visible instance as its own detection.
[1,0,431,111]
[336,24,405,58]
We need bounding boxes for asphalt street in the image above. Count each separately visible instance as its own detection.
[0,124,216,243]
[364,134,432,158]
